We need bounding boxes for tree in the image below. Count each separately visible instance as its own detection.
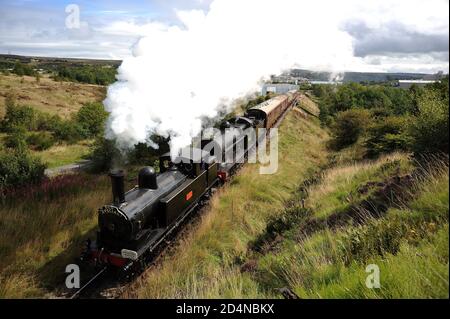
[76,102,109,137]
[12,61,36,77]
[365,116,411,158]
[330,109,371,149]
[0,102,37,132]
[409,90,449,155]
[4,126,28,152]
[89,138,122,172]
[0,149,46,191]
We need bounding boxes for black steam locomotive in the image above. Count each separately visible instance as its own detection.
[83,91,299,270]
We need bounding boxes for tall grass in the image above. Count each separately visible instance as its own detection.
[0,173,111,298]
[130,110,330,298]
[254,156,449,299]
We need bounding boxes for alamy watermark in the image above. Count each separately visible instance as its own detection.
[173,127,279,175]
[65,4,87,29]
[65,264,80,289]
[365,264,381,289]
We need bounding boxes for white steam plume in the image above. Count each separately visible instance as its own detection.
[103,0,448,158]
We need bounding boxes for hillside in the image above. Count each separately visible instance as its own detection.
[0,74,106,118]
[127,99,330,298]
[0,90,447,299]
[127,95,448,299]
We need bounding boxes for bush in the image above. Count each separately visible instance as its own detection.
[27,132,55,151]
[128,135,170,165]
[76,102,108,137]
[330,109,370,149]
[409,90,449,155]
[0,150,46,191]
[369,107,393,119]
[55,65,117,85]
[89,138,122,172]
[12,62,36,77]
[35,112,62,132]
[365,116,411,158]
[0,102,37,132]
[314,83,416,121]
[53,120,87,144]
[4,126,28,151]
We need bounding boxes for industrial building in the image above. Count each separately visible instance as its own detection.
[262,83,299,95]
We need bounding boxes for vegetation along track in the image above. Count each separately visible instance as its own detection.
[63,96,302,299]
[127,103,328,298]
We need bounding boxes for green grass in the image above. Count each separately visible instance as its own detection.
[251,155,449,299]
[129,107,330,298]
[0,74,105,118]
[32,140,93,168]
[130,95,448,299]
[306,153,414,219]
[0,174,111,298]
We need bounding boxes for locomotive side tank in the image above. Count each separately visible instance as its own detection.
[97,147,218,256]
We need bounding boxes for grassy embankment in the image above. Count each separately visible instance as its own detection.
[0,174,111,298]
[0,74,105,168]
[251,153,448,298]
[31,140,94,169]
[129,98,330,298]
[0,74,105,118]
[131,95,448,299]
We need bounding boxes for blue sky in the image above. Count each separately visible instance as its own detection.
[0,0,212,59]
[0,0,448,73]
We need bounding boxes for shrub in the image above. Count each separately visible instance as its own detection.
[330,109,370,149]
[369,107,393,119]
[3,126,28,152]
[0,150,46,191]
[76,102,108,137]
[128,135,170,165]
[0,102,37,132]
[27,132,55,151]
[35,112,62,132]
[52,120,87,144]
[54,65,117,85]
[89,137,122,172]
[365,116,411,158]
[409,90,449,155]
[12,62,36,77]
[339,217,406,265]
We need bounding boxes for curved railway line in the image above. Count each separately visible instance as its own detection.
[64,94,300,299]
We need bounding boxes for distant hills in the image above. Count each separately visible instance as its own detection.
[0,54,446,83]
[290,69,446,83]
[0,54,121,69]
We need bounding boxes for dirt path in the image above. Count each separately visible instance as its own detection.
[44,159,93,177]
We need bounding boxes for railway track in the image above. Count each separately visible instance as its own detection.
[66,185,219,299]
[64,98,298,299]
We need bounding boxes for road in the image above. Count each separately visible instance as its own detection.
[44,159,93,177]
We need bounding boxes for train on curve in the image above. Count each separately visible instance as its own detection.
[82,91,300,274]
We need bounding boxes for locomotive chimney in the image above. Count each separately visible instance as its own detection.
[109,170,126,205]
[138,167,158,190]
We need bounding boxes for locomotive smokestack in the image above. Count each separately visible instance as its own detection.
[109,170,126,205]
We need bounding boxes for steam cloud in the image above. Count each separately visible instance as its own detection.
[103,0,449,158]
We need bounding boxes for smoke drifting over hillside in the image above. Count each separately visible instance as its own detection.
[103,0,449,157]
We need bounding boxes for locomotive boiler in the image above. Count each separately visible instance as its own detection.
[84,91,300,270]
[90,148,218,267]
